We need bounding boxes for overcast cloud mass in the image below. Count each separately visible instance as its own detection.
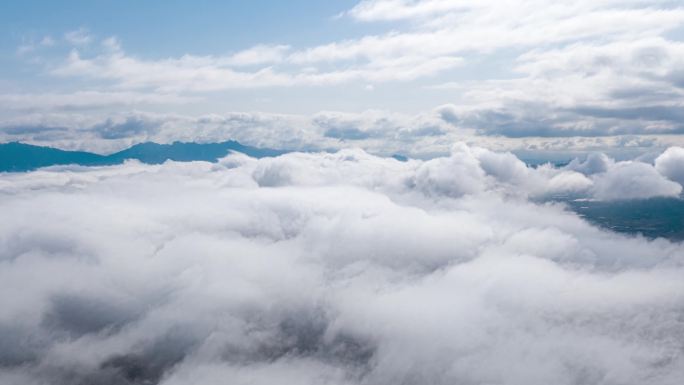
[2,145,684,384]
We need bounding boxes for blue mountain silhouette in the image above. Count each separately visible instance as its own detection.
[0,141,285,172]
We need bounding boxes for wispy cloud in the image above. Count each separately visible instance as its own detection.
[49,41,462,91]
[16,35,56,56]
[64,27,93,45]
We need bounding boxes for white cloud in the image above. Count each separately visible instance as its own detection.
[5,0,683,146]
[346,0,471,21]
[40,35,55,47]
[223,44,291,66]
[337,1,684,60]
[0,109,462,155]
[1,145,684,384]
[20,0,681,140]
[64,28,93,45]
[7,108,684,158]
[57,0,676,93]
[49,42,463,91]
[592,160,682,200]
[655,146,684,186]
[566,153,614,175]
[16,35,55,56]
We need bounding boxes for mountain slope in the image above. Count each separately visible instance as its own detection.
[0,141,285,172]
[108,141,284,164]
[0,142,109,172]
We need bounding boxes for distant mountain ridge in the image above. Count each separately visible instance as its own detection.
[0,141,564,173]
[0,141,285,172]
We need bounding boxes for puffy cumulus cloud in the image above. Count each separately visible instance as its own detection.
[2,145,684,384]
[345,1,684,138]
[592,161,682,200]
[444,145,683,200]
[217,145,617,201]
[435,37,684,137]
[563,150,684,200]
[566,153,614,175]
[3,108,683,200]
[655,146,684,186]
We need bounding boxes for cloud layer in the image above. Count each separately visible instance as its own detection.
[2,145,684,384]
[5,0,684,143]
[7,108,684,158]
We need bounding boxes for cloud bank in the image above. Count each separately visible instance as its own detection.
[2,144,684,384]
[6,109,684,158]
[6,0,684,143]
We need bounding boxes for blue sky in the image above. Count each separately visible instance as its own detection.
[1,1,365,57]
[2,0,684,156]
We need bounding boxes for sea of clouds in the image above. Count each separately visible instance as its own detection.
[2,144,684,385]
